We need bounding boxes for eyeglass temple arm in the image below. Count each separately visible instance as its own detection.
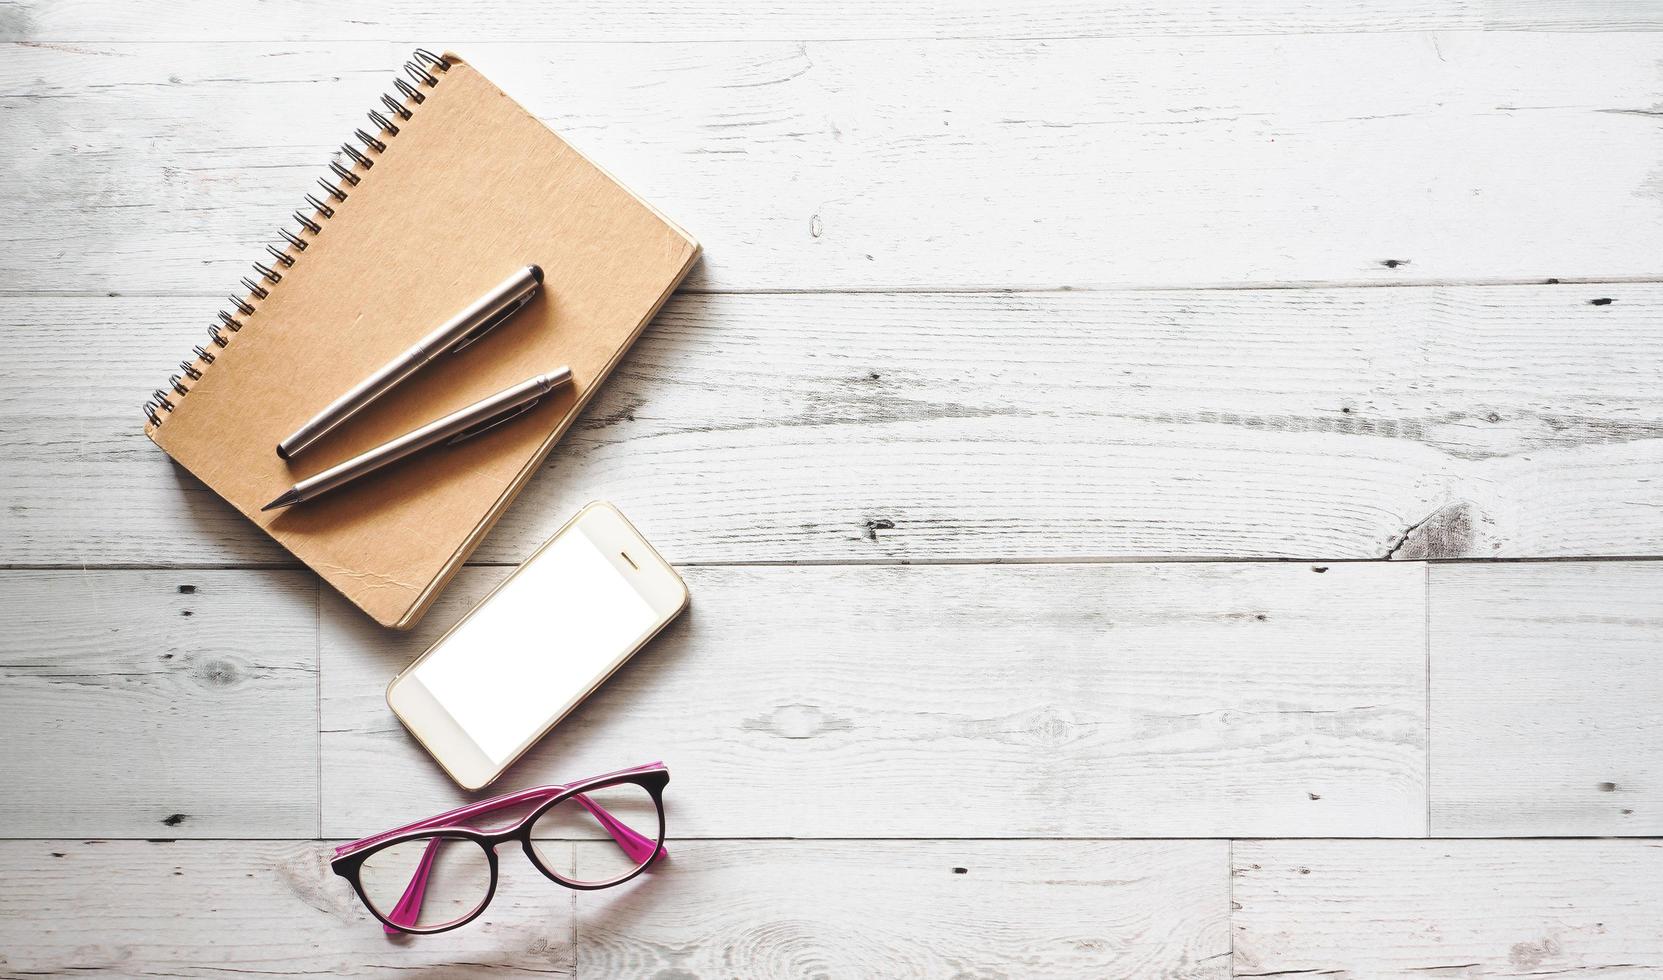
[384,834,441,935]
[360,785,661,858]
[377,786,663,934]
[337,762,668,860]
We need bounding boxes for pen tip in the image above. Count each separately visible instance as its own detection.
[527,264,544,285]
[261,489,302,512]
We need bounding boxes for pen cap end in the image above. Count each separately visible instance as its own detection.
[527,264,544,285]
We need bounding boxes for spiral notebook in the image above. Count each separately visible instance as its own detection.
[143,50,699,629]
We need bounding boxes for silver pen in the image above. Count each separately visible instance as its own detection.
[276,265,545,459]
[262,368,572,512]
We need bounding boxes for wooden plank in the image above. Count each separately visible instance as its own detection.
[11,1,1663,46]
[5,285,1662,566]
[0,298,291,565]
[1430,562,1663,836]
[0,839,1225,979]
[7,36,1663,293]
[0,839,578,976]
[320,562,1426,838]
[570,839,1229,978]
[0,0,1474,43]
[1484,1,1663,30]
[0,570,318,838]
[1233,839,1663,977]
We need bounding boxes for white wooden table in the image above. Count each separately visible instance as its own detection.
[3,3,1662,976]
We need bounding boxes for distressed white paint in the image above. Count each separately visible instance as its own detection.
[6,36,1663,294]
[1233,839,1663,977]
[570,839,1229,978]
[4,286,1661,567]
[321,561,1427,838]
[1431,562,1663,836]
[0,839,1227,978]
[0,0,1468,43]
[3,2,1662,975]
[0,571,318,838]
[6,0,1663,43]
[0,840,580,976]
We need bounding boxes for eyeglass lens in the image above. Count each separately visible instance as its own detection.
[528,781,662,885]
[359,835,492,930]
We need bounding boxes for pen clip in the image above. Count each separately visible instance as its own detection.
[448,293,533,355]
[445,396,544,446]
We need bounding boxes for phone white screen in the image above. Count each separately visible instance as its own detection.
[411,527,658,765]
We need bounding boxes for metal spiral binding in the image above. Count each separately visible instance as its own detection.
[144,48,453,428]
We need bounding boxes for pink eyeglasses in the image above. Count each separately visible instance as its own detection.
[331,762,669,934]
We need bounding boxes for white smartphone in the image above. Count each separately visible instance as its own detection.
[387,501,688,790]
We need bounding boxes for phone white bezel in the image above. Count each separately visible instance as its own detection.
[385,501,687,790]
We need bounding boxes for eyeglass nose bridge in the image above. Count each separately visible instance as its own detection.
[472,827,525,850]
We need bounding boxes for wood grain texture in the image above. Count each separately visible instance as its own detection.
[4,0,1659,44]
[0,0,1469,43]
[0,839,1224,979]
[1430,562,1663,837]
[0,571,318,838]
[1233,839,1663,977]
[1482,0,1663,30]
[6,285,1662,567]
[570,839,1229,979]
[8,36,1663,293]
[0,840,578,976]
[3,0,1661,974]
[321,562,1426,838]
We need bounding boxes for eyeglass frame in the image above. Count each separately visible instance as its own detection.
[331,762,670,935]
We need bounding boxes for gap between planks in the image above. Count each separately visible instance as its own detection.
[6,556,1662,572]
[2,275,1662,300]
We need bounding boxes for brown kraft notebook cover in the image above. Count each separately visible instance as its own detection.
[143,50,699,628]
